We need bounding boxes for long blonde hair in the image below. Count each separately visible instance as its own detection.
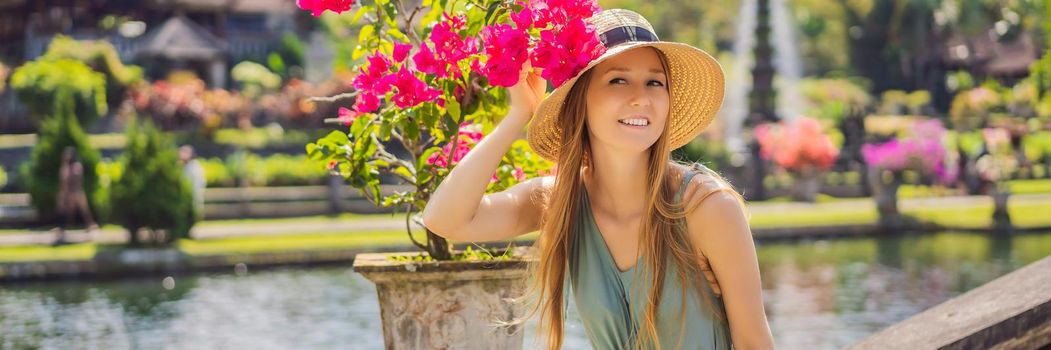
[515,48,745,350]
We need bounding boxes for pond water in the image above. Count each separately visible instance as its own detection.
[2,231,1050,349]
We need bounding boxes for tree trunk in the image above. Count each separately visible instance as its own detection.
[990,187,1012,233]
[427,230,453,260]
[869,167,903,229]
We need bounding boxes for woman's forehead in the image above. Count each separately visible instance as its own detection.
[594,47,665,74]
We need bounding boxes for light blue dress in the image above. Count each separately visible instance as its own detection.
[568,168,732,349]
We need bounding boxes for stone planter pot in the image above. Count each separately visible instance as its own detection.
[353,247,534,350]
[791,173,821,202]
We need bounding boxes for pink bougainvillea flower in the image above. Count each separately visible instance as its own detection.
[296,0,354,17]
[336,107,362,126]
[531,17,605,88]
[353,91,381,113]
[511,2,533,29]
[389,68,442,109]
[413,14,478,79]
[353,53,394,94]
[527,0,600,30]
[412,44,445,77]
[426,123,485,167]
[392,42,412,62]
[479,24,530,87]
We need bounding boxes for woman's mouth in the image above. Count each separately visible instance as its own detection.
[618,118,650,129]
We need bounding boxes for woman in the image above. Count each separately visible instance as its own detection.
[55,146,99,245]
[423,9,773,349]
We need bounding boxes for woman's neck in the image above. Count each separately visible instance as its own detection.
[584,147,653,220]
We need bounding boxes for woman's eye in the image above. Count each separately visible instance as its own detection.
[648,80,666,87]
[610,78,627,84]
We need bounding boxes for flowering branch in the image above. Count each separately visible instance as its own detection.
[302,0,591,260]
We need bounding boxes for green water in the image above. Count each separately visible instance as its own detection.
[1,231,1049,349]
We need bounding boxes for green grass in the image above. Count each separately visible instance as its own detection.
[748,207,878,228]
[0,214,391,234]
[0,243,98,263]
[178,230,423,256]
[195,213,394,227]
[0,230,540,263]
[907,200,1051,229]
[900,179,1051,198]
[1007,179,1051,195]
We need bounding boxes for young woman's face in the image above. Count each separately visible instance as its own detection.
[584,47,670,156]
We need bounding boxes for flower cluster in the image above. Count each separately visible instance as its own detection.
[414,14,478,79]
[975,127,1017,183]
[296,0,606,124]
[754,117,839,173]
[426,123,484,168]
[424,123,526,182]
[862,119,957,184]
[480,0,605,88]
[296,0,354,17]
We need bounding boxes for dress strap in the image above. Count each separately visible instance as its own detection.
[676,165,702,200]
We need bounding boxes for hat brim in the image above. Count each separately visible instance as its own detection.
[526,42,725,163]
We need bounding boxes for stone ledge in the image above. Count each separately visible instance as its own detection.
[847,256,1051,350]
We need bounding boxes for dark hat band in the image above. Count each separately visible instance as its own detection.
[598,26,658,48]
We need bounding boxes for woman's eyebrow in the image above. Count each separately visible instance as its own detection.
[601,66,666,75]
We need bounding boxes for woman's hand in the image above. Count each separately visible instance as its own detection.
[506,62,546,122]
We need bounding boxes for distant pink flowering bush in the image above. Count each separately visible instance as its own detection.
[862,119,956,184]
[754,117,839,173]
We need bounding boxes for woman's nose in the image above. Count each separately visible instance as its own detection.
[629,87,651,107]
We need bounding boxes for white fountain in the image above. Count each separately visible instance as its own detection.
[721,0,804,161]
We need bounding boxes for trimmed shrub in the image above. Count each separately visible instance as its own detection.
[110,119,197,245]
[27,90,105,223]
[10,59,107,125]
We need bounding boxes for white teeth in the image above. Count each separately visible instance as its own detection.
[619,118,649,126]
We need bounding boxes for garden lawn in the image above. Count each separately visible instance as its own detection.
[0,231,539,263]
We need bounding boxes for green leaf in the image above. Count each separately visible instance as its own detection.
[422,105,439,129]
[447,99,462,122]
[351,115,369,137]
[442,115,460,140]
[379,121,393,141]
[484,1,501,25]
[419,147,443,169]
[405,119,420,140]
[417,169,433,185]
[352,44,366,61]
[386,27,410,42]
[326,130,350,144]
[351,5,370,23]
[393,165,413,180]
[357,25,376,48]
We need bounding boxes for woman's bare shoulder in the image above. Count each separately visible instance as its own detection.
[677,164,739,209]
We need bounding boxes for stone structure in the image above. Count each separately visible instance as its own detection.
[353,248,535,350]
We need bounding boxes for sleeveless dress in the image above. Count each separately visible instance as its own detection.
[568,167,732,350]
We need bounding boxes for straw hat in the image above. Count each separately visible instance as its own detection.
[526,9,725,162]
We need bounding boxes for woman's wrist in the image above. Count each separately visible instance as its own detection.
[504,107,534,126]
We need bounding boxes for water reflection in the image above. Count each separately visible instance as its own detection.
[1,231,1049,349]
[760,231,1051,349]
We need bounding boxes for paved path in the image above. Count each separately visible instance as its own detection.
[3,193,1050,247]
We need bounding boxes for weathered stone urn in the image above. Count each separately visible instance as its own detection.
[353,247,534,350]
